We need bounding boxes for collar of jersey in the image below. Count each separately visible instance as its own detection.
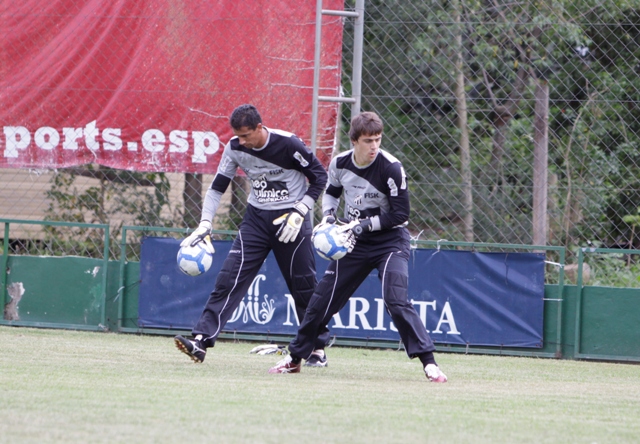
[351,150,379,168]
[251,126,271,151]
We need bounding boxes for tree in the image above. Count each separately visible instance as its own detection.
[340,0,640,250]
[44,166,178,258]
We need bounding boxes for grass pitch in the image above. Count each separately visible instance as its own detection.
[1,326,639,443]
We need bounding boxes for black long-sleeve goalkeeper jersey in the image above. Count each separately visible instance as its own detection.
[201,127,327,221]
[323,148,409,232]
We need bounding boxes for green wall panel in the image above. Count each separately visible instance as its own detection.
[3,256,105,327]
[579,287,640,357]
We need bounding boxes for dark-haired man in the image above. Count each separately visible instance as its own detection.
[175,104,330,366]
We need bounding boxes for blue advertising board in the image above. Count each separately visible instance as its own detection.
[139,237,545,348]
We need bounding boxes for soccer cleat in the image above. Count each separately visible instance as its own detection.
[268,355,301,374]
[425,364,447,383]
[304,349,328,367]
[174,335,206,363]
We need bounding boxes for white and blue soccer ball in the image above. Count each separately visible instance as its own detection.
[176,238,214,276]
[312,223,349,261]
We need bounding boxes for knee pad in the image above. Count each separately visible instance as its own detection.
[382,271,409,308]
[213,253,243,294]
[291,273,316,309]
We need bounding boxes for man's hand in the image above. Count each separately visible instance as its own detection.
[333,218,372,253]
[333,220,361,253]
[351,218,373,237]
[273,201,309,243]
[321,209,336,225]
[181,220,213,249]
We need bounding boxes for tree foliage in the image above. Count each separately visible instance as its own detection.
[44,166,178,258]
[342,0,640,249]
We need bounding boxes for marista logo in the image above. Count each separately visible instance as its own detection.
[227,275,277,325]
[226,275,461,336]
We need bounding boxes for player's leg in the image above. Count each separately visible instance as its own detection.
[271,216,331,365]
[270,253,371,373]
[175,206,270,362]
[373,234,447,382]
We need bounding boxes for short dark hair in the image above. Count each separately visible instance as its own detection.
[230,104,262,130]
[349,111,383,141]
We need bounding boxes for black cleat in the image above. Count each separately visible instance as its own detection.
[304,349,328,367]
[174,335,206,363]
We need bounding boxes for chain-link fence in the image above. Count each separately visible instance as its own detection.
[3,1,640,277]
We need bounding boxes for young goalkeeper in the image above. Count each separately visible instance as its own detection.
[268,111,447,382]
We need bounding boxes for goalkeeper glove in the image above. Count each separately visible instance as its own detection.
[336,219,372,252]
[273,201,309,243]
[181,220,214,250]
[341,227,357,253]
[333,220,358,253]
[321,209,336,225]
[351,218,373,237]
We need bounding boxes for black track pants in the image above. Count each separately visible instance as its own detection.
[289,229,436,360]
[193,205,330,349]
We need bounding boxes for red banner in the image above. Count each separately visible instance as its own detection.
[0,0,344,172]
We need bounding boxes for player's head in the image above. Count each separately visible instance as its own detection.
[350,112,383,166]
[349,111,383,142]
[230,104,262,131]
[230,104,267,149]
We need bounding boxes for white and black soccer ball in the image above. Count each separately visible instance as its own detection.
[176,238,214,276]
[312,223,349,261]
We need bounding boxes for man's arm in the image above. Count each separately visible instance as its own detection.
[298,150,328,209]
[273,138,328,242]
[181,145,236,247]
[201,175,231,222]
[377,162,410,229]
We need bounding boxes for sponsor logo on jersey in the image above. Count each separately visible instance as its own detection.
[269,168,284,175]
[293,151,309,167]
[347,206,361,219]
[252,174,290,203]
[364,192,379,199]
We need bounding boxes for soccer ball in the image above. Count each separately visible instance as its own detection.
[312,223,349,261]
[176,238,214,276]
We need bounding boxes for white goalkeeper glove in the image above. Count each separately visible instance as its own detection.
[333,218,373,253]
[180,220,214,250]
[333,220,358,253]
[273,201,309,243]
[321,209,336,225]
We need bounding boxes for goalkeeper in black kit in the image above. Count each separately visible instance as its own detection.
[269,111,447,382]
[174,104,331,367]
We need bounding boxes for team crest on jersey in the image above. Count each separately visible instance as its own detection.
[354,194,363,205]
[252,174,290,203]
[293,151,309,167]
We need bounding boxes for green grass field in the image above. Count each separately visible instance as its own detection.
[1,326,639,443]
